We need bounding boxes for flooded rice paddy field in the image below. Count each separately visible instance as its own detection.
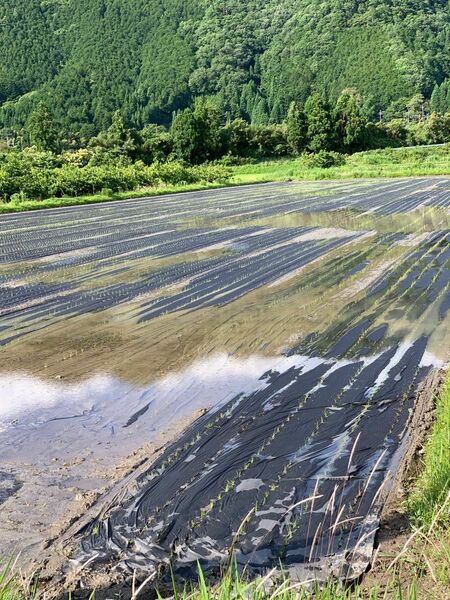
[0,178,449,585]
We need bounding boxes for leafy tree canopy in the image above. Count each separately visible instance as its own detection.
[0,0,449,135]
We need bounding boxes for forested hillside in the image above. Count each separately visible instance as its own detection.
[0,0,449,135]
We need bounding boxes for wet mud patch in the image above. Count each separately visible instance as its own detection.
[0,470,22,505]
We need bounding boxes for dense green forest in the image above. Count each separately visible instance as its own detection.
[1,0,450,137]
[1,0,450,207]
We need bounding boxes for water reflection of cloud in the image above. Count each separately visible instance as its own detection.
[0,373,128,423]
[0,354,306,430]
[0,347,443,435]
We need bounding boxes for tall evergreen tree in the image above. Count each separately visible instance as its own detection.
[286,101,307,154]
[96,111,141,159]
[304,93,335,152]
[171,99,221,163]
[27,103,58,152]
[193,98,222,161]
[334,89,367,151]
[251,97,270,126]
[171,108,200,163]
[430,84,445,114]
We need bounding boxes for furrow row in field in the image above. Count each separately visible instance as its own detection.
[75,226,449,583]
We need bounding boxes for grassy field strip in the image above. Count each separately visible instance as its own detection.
[409,379,450,527]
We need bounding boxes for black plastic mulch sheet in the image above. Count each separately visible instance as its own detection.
[72,333,431,584]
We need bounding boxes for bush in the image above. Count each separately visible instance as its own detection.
[303,150,346,168]
[0,153,231,203]
[363,122,400,149]
[48,165,141,197]
[62,148,93,167]
[216,155,256,167]
[385,119,408,145]
[140,162,231,186]
[143,161,196,186]
[221,120,289,158]
[190,164,231,183]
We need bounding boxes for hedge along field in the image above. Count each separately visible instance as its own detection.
[0,149,231,206]
[1,145,450,215]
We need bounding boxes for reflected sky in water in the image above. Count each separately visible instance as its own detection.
[0,353,312,432]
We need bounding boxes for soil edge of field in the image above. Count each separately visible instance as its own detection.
[364,367,448,592]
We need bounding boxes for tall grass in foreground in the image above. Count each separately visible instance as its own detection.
[409,380,450,528]
[376,378,450,596]
[0,559,37,600]
[0,559,420,600]
[153,562,418,600]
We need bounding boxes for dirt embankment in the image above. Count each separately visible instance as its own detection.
[364,367,448,595]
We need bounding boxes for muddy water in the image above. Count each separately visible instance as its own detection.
[0,178,449,586]
[0,354,303,560]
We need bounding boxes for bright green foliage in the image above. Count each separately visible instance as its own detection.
[0,148,230,202]
[286,102,308,154]
[304,93,335,152]
[231,146,450,185]
[334,89,367,152]
[27,103,59,152]
[303,150,346,169]
[409,379,450,529]
[1,0,450,135]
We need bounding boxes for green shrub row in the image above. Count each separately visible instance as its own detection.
[0,152,231,202]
